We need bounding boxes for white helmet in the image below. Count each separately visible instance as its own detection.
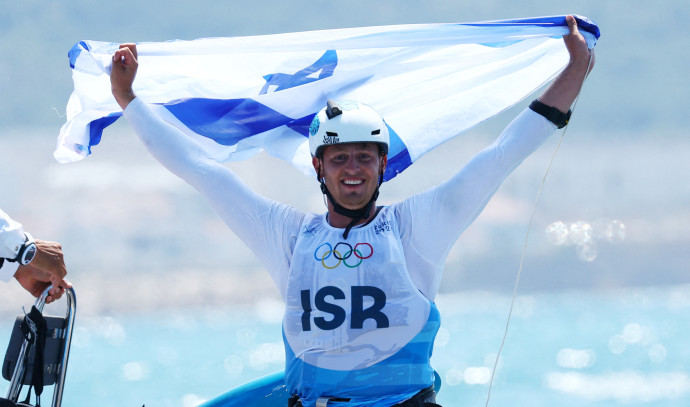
[309,100,389,157]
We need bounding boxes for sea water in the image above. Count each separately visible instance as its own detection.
[1,284,689,407]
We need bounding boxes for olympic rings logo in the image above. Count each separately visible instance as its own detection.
[314,242,374,269]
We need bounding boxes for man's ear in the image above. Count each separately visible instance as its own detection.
[312,156,321,181]
[380,155,388,177]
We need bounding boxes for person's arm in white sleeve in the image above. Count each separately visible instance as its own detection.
[1,209,70,302]
[111,44,303,288]
[0,208,24,281]
[397,109,555,299]
[399,15,595,300]
[123,98,302,273]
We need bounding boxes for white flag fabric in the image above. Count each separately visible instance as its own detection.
[56,15,599,181]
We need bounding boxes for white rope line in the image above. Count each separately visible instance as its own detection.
[484,52,593,407]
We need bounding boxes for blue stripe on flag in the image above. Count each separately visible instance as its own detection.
[383,125,412,181]
[88,112,122,151]
[572,15,601,38]
[163,98,293,146]
[285,113,316,137]
[68,41,89,69]
[468,15,600,39]
[84,102,412,181]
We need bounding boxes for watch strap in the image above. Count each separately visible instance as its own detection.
[11,232,36,266]
[529,99,572,129]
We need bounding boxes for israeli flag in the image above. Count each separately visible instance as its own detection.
[56,15,599,181]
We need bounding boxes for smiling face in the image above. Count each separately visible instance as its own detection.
[313,142,387,211]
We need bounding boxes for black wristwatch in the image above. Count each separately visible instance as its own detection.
[10,233,38,266]
[529,99,572,129]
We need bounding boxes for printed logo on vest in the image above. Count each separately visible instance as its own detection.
[373,220,392,234]
[302,225,317,237]
[300,285,389,331]
[314,241,373,269]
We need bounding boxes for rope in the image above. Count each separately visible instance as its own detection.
[484,51,594,407]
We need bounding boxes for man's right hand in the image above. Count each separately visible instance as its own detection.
[111,43,139,110]
[536,15,595,115]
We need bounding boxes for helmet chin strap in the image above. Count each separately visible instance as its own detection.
[320,179,379,240]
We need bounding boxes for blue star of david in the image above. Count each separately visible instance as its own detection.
[259,50,338,95]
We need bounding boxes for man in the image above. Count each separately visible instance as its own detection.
[110,15,593,407]
[1,209,70,303]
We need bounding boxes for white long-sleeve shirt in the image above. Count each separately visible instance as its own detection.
[0,209,25,281]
